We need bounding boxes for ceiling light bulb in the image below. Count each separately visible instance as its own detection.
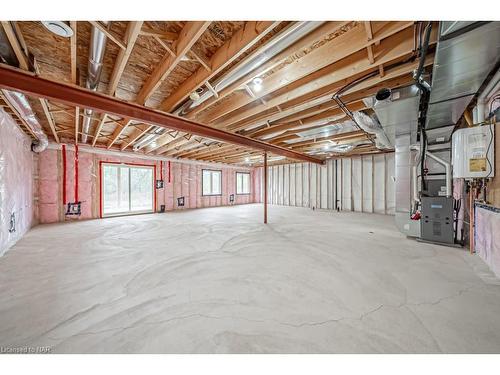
[245,157,250,163]
[189,91,200,101]
[252,77,263,92]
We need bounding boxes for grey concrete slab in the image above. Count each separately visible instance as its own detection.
[0,204,499,353]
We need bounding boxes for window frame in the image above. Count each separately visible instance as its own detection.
[100,162,156,218]
[202,169,223,196]
[236,171,251,195]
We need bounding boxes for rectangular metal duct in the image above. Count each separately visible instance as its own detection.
[425,22,500,132]
[363,85,422,236]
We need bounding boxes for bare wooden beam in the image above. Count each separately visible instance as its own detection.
[198,22,415,125]
[107,21,143,96]
[189,48,211,72]
[121,124,154,151]
[135,21,211,105]
[92,113,107,147]
[39,98,60,143]
[88,21,126,50]
[364,21,373,40]
[107,118,132,149]
[186,21,349,120]
[1,21,29,70]
[159,21,279,112]
[70,21,77,84]
[217,27,434,133]
[140,28,178,41]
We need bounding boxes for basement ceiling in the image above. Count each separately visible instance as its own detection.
[0,21,434,166]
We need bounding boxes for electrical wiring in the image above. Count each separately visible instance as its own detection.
[485,96,499,178]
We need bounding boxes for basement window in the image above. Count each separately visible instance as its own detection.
[236,172,251,195]
[102,163,154,217]
[202,169,222,196]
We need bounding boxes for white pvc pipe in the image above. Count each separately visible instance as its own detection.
[425,151,452,198]
[412,165,420,203]
[410,145,452,198]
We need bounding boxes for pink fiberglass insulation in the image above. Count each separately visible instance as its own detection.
[0,108,36,255]
[39,149,60,223]
[475,205,500,278]
[37,147,259,223]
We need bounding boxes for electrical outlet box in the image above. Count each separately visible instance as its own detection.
[177,197,185,207]
[155,180,164,189]
[66,202,81,216]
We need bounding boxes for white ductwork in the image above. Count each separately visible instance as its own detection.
[81,23,108,143]
[2,90,48,152]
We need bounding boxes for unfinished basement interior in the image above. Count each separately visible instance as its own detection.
[1,19,500,354]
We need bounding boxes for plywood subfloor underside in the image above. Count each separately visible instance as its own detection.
[1,205,500,353]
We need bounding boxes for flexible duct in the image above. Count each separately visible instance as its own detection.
[81,23,108,143]
[2,90,48,152]
[352,111,392,149]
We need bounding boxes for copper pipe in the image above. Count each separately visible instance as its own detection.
[469,186,475,254]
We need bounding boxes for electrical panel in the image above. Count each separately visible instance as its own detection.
[452,125,495,178]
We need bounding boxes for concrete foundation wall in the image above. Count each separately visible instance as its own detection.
[0,109,37,256]
[38,147,261,224]
[267,153,395,214]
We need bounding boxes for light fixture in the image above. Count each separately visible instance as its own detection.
[323,144,329,150]
[245,157,250,163]
[252,77,263,92]
[189,91,200,101]
[41,21,74,38]
[189,87,204,101]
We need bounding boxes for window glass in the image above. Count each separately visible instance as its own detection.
[202,170,222,195]
[236,172,250,194]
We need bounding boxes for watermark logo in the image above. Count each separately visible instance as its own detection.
[0,346,52,354]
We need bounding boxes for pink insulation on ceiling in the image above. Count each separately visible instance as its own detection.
[0,109,36,255]
[475,205,500,278]
[37,147,261,223]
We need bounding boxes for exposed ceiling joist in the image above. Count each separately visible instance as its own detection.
[107,21,144,96]
[198,21,415,125]
[1,21,29,70]
[135,21,211,105]
[159,21,280,112]
[88,21,126,50]
[185,21,349,120]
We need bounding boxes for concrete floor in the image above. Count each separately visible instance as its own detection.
[1,204,500,353]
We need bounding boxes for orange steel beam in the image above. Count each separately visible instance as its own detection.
[0,65,323,165]
[263,152,268,224]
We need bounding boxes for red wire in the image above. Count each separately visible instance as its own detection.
[74,143,79,202]
[168,161,171,183]
[62,144,67,205]
[160,160,163,180]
